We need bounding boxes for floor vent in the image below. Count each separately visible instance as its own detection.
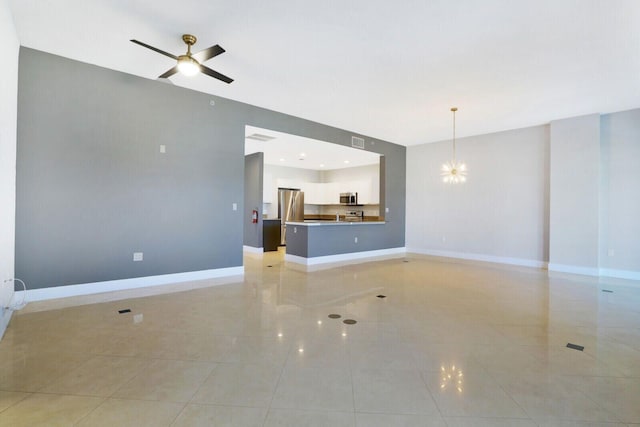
[118,309,131,314]
[351,136,365,149]
[602,289,613,293]
[566,343,584,351]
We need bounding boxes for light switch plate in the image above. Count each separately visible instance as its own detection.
[133,252,143,262]
[159,145,166,153]
[232,203,237,211]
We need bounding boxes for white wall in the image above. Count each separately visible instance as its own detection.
[406,125,550,267]
[600,109,640,276]
[406,109,640,280]
[0,0,19,338]
[549,114,600,274]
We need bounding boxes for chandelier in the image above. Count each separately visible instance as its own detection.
[441,107,467,184]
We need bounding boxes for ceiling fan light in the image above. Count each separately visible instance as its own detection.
[177,56,200,76]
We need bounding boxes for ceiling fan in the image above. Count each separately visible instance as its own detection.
[130,34,233,84]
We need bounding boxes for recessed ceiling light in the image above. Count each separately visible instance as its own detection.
[319,164,325,168]
[344,160,350,164]
[299,153,306,157]
[279,158,285,162]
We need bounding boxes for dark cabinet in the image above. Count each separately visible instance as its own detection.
[263,219,281,252]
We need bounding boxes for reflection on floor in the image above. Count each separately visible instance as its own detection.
[1,252,639,426]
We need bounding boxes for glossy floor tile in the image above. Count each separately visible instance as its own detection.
[1,252,639,426]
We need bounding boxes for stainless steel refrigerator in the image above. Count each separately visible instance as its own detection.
[278,188,304,245]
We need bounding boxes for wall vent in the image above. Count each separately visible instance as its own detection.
[351,136,365,149]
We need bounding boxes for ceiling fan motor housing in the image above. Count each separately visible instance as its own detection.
[182,34,197,47]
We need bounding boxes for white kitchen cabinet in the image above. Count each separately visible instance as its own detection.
[302,182,321,204]
[297,179,379,205]
[370,176,380,204]
[349,179,371,204]
[323,182,341,204]
[276,178,302,190]
[263,173,273,203]
[302,182,337,205]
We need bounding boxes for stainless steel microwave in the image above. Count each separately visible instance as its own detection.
[340,192,358,205]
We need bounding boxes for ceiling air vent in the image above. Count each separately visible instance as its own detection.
[351,136,365,149]
[246,133,276,142]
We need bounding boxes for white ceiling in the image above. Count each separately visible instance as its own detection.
[9,0,640,146]
[245,126,380,170]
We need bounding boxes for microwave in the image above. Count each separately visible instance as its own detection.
[340,192,358,205]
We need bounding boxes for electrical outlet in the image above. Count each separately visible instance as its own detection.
[385,207,389,213]
[133,252,143,262]
[232,203,237,211]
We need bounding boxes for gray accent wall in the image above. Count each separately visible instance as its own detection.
[16,48,406,290]
[244,152,263,248]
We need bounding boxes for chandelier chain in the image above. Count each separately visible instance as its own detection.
[452,108,457,163]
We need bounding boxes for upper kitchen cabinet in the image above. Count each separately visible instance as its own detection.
[300,179,380,205]
[349,179,373,204]
[301,182,321,204]
[263,172,273,203]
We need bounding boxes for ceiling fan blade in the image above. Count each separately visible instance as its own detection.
[158,66,179,79]
[192,44,225,63]
[130,39,178,60]
[199,65,234,84]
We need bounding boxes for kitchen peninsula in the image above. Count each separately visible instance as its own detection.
[284,219,404,265]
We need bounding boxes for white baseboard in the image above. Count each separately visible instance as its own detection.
[243,245,264,254]
[599,268,640,281]
[407,248,547,269]
[548,263,600,277]
[12,266,244,303]
[285,247,406,266]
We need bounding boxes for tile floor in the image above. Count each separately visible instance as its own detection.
[1,253,639,426]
